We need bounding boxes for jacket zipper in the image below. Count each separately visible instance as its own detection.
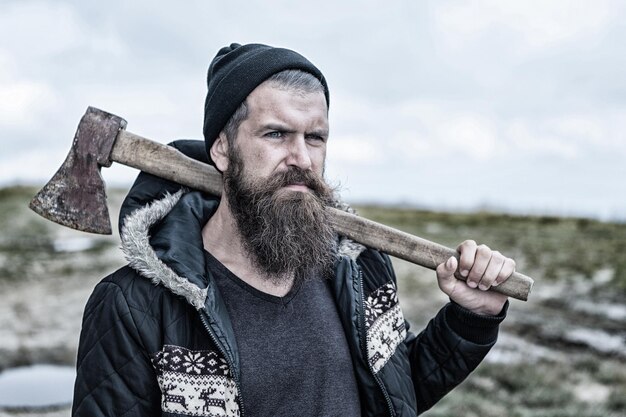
[357,267,395,417]
[199,311,246,417]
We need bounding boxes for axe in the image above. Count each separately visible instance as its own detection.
[30,107,534,301]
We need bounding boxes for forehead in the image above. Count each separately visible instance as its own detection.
[244,81,329,128]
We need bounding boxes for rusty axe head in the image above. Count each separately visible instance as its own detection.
[29,107,127,235]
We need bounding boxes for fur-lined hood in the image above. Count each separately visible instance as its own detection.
[120,190,365,310]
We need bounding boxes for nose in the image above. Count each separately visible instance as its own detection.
[285,136,312,170]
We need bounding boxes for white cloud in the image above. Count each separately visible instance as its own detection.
[0,53,16,79]
[552,116,605,145]
[330,92,626,166]
[0,47,58,131]
[381,108,499,161]
[551,113,626,151]
[0,1,127,61]
[327,135,379,164]
[433,0,615,56]
[0,1,130,141]
[0,81,58,128]
[502,112,626,161]
[437,114,498,160]
[0,148,67,184]
[0,145,140,187]
[505,120,580,159]
[78,73,205,145]
[331,94,501,162]
[390,130,435,157]
[0,2,84,58]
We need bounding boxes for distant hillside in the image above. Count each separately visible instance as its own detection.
[357,203,626,291]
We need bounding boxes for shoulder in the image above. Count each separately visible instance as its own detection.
[97,265,162,306]
[83,267,159,326]
[86,266,195,333]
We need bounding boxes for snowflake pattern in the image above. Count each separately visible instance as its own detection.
[364,281,399,327]
[151,345,231,377]
[183,351,207,374]
[150,345,239,416]
[363,281,406,374]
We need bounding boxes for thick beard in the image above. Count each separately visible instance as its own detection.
[223,148,338,286]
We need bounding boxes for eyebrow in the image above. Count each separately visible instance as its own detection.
[308,128,330,137]
[259,123,296,134]
[256,123,329,137]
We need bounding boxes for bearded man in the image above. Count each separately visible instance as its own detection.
[72,43,515,417]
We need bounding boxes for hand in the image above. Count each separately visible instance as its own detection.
[436,240,515,316]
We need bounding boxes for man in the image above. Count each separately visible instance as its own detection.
[72,43,515,417]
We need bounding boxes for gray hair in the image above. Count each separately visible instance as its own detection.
[222,69,326,144]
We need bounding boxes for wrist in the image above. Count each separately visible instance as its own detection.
[445,300,508,345]
[469,300,507,316]
[456,299,509,320]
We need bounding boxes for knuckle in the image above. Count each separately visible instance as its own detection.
[477,244,491,254]
[492,251,504,262]
[459,239,476,249]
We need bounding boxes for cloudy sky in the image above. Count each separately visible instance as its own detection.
[1,0,625,220]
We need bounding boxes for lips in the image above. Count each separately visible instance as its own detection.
[283,182,310,192]
[274,170,317,191]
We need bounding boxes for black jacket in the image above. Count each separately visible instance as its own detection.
[72,140,506,417]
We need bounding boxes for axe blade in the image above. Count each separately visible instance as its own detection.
[29,107,127,234]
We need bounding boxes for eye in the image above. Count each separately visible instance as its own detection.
[306,133,327,143]
[265,131,283,138]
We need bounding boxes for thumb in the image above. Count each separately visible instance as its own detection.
[437,256,459,295]
[436,256,458,279]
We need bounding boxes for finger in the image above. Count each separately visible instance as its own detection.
[466,244,491,288]
[478,251,505,290]
[436,256,458,280]
[436,256,458,295]
[457,240,477,279]
[493,257,516,286]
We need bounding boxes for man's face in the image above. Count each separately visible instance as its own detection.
[217,81,336,283]
[220,81,329,190]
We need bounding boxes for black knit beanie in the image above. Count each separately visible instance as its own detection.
[203,43,329,166]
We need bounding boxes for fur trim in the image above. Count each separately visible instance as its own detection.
[337,236,366,260]
[120,190,208,310]
[332,199,367,260]
[119,190,364,308]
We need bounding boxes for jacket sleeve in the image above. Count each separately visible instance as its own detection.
[359,250,508,414]
[405,300,507,414]
[72,275,161,416]
[356,248,506,414]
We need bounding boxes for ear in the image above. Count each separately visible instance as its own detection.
[210,133,230,172]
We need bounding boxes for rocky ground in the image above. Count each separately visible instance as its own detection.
[394,260,626,417]
[0,187,624,416]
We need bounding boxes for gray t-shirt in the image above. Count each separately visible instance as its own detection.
[205,251,361,417]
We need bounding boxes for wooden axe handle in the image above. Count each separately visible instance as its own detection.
[112,131,223,194]
[112,131,534,301]
[328,209,533,301]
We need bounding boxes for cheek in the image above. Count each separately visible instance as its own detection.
[242,147,279,175]
[311,148,327,171]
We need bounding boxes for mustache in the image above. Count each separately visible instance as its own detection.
[265,167,331,200]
